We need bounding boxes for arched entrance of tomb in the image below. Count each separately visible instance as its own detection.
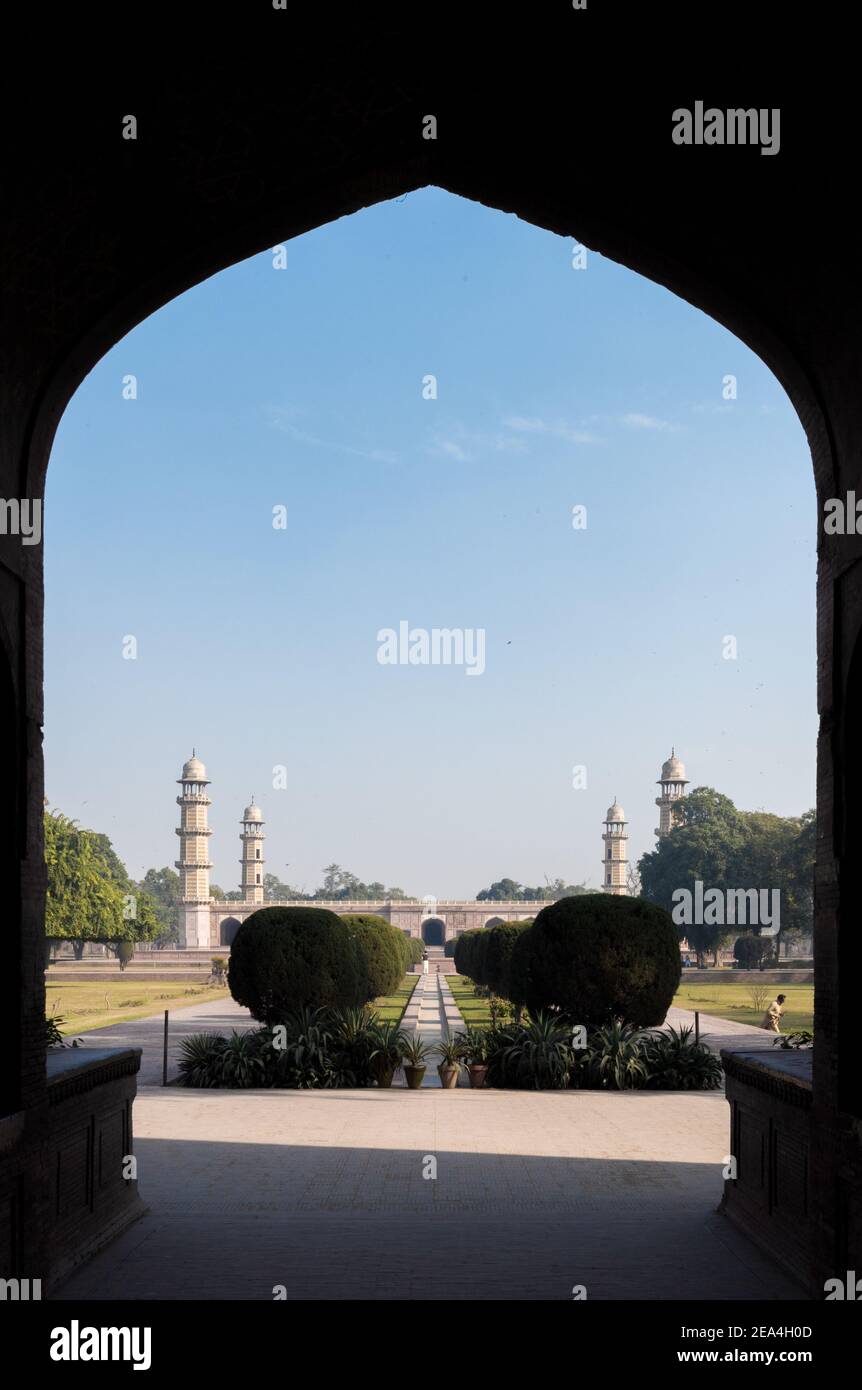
[219,917,242,947]
[422,918,445,946]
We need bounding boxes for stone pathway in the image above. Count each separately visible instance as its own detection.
[664,1005,783,1054]
[401,972,467,1087]
[54,1084,804,1301]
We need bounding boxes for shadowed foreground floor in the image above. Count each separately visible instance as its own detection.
[55,1086,805,1301]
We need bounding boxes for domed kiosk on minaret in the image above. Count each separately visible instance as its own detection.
[656,748,689,837]
[602,799,629,895]
[239,798,265,903]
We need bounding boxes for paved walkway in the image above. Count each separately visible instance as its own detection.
[55,1084,803,1301]
[664,1006,782,1053]
[52,992,808,1301]
[67,993,255,1086]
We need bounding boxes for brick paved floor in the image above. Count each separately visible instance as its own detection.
[55,1085,805,1302]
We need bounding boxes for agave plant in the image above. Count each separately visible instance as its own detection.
[435,1036,465,1067]
[641,1025,723,1089]
[455,1025,490,1066]
[399,1034,432,1067]
[262,1007,338,1088]
[329,1005,379,1085]
[773,1030,813,1050]
[368,1019,408,1084]
[177,1032,229,1087]
[498,1012,574,1090]
[584,1020,649,1090]
[218,1031,267,1087]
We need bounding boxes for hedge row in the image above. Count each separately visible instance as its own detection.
[453,896,680,1029]
[228,907,423,1024]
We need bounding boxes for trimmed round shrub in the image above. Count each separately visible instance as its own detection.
[507,925,535,1009]
[523,895,680,1028]
[444,938,457,958]
[340,914,403,1001]
[453,928,482,978]
[401,935,424,967]
[485,921,531,998]
[228,907,361,1023]
[470,928,491,987]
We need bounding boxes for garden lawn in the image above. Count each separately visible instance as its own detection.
[371,974,418,1023]
[46,980,229,1034]
[673,980,813,1033]
[448,975,493,1028]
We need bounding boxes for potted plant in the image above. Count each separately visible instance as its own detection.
[435,1036,464,1089]
[369,1021,406,1088]
[458,1026,490,1088]
[399,1035,431,1089]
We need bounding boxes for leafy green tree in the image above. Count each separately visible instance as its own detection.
[477,878,523,902]
[476,877,597,902]
[137,866,182,944]
[639,788,815,964]
[46,810,159,957]
[313,865,412,901]
[263,873,309,901]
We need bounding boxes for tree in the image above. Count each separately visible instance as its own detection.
[521,895,680,1028]
[46,810,159,956]
[228,906,362,1023]
[476,878,523,902]
[137,867,182,944]
[639,787,815,963]
[313,864,413,901]
[476,877,597,902]
[263,873,308,901]
[734,934,774,969]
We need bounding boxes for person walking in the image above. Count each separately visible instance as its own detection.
[762,993,786,1032]
[422,955,429,977]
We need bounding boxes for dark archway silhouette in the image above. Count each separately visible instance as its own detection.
[422,918,445,946]
[2,58,857,1293]
[219,917,242,947]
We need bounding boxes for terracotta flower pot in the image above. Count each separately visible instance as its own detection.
[438,1063,459,1089]
[404,1064,426,1089]
[375,1067,395,1088]
[467,1064,488,1089]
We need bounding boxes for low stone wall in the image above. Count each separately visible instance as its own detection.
[720,1048,813,1292]
[46,1047,147,1291]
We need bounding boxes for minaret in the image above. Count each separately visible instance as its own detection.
[175,751,213,948]
[655,748,689,837]
[239,799,265,903]
[602,800,629,895]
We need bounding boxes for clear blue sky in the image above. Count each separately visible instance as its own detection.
[44,187,816,897]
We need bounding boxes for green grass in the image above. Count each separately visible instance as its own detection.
[370,974,418,1024]
[46,979,229,1033]
[447,975,493,1029]
[447,975,815,1035]
[673,980,813,1032]
[49,972,420,1034]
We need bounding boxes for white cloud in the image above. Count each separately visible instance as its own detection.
[267,405,397,464]
[502,415,605,445]
[621,412,681,433]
